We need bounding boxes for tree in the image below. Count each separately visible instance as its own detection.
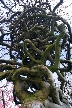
[0,0,72,108]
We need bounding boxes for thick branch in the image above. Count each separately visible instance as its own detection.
[53,0,63,12]
[23,39,42,64]
[0,59,22,66]
[0,64,16,71]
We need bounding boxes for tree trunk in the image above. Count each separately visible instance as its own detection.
[21,100,70,108]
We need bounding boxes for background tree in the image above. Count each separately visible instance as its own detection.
[0,0,72,108]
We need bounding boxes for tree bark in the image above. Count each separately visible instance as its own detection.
[21,100,70,108]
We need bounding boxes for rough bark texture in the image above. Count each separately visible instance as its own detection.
[21,100,70,108]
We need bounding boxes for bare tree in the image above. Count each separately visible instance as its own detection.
[0,0,72,108]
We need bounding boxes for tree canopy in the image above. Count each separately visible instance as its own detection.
[0,0,72,108]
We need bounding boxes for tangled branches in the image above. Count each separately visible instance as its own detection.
[0,0,72,107]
